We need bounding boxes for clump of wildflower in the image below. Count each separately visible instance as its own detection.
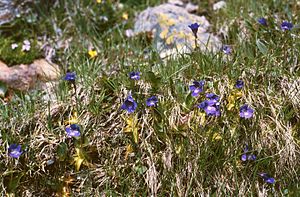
[96,0,102,3]
[66,124,81,137]
[22,40,31,52]
[88,50,97,58]
[188,23,200,38]
[281,21,293,31]
[222,45,231,54]
[64,72,76,82]
[241,144,256,161]
[129,72,141,80]
[8,144,23,158]
[240,104,254,119]
[257,17,267,26]
[189,80,205,97]
[235,80,244,89]
[121,95,137,113]
[198,93,221,116]
[146,96,158,107]
[11,43,18,50]
[259,173,275,184]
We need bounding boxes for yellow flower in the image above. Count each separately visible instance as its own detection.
[125,144,133,160]
[123,114,139,143]
[88,50,97,58]
[64,111,78,125]
[96,0,102,3]
[122,12,128,20]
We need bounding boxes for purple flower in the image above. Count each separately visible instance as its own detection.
[240,104,254,119]
[206,93,219,103]
[257,17,267,26]
[65,124,81,137]
[8,144,23,158]
[281,21,293,31]
[188,23,200,38]
[222,45,232,54]
[198,94,221,116]
[64,72,76,81]
[146,96,158,107]
[241,144,256,161]
[189,80,205,97]
[259,173,275,184]
[235,80,244,89]
[129,72,141,80]
[121,95,137,113]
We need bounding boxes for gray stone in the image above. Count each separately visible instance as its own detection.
[133,3,221,58]
[0,0,16,25]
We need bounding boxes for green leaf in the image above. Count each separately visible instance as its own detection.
[57,142,68,161]
[256,39,268,54]
[7,173,24,193]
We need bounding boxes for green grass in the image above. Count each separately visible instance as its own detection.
[0,0,300,196]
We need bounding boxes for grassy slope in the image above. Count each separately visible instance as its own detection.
[0,0,299,196]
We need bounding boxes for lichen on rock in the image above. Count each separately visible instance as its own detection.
[133,2,221,58]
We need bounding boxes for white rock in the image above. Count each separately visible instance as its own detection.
[213,1,226,11]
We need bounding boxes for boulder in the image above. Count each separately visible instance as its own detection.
[0,59,60,91]
[133,2,221,58]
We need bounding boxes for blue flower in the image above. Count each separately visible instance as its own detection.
[206,93,219,103]
[198,93,221,116]
[259,173,275,184]
[188,23,200,38]
[281,21,293,31]
[129,72,141,80]
[8,144,23,158]
[121,95,137,113]
[222,45,232,54]
[240,104,254,119]
[146,96,158,107]
[257,17,267,26]
[64,72,76,81]
[241,144,256,161]
[235,80,244,89]
[66,124,81,137]
[189,80,205,97]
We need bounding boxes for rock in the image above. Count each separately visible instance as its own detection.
[34,59,61,81]
[168,0,184,6]
[133,3,221,58]
[185,3,198,13]
[213,1,226,11]
[0,0,16,25]
[0,59,60,91]
[0,64,37,91]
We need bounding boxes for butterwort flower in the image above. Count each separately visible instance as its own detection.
[281,21,293,31]
[199,93,221,116]
[241,144,256,161]
[146,96,158,107]
[189,80,205,97]
[129,72,141,80]
[235,80,244,89]
[188,23,200,38]
[206,93,219,103]
[65,124,81,137]
[121,95,137,113]
[257,17,267,26]
[8,144,23,158]
[259,173,275,184]
[240,104,254,119]
[64,72,76,82]
[222,45,232,54]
